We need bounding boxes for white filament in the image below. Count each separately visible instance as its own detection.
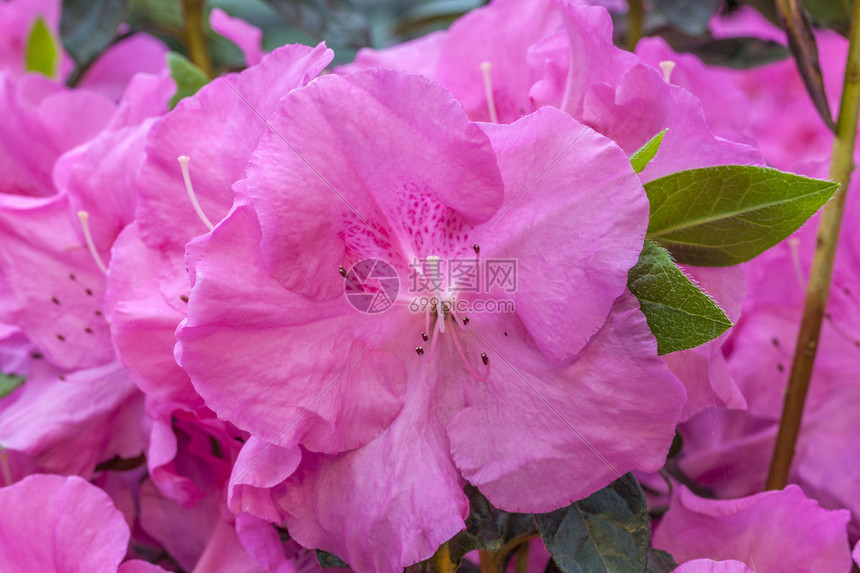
[77,211,108,274]
[178,155,215,231]
[659,60,676,83]
[480,61,499,124]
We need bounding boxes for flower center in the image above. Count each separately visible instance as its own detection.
[412,253,490,381]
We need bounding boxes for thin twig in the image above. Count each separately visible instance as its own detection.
[766,0,860,490]
[180,0,212,77]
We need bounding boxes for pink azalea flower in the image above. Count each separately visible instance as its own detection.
[653,485,851,572]
[0,473,167,572]
[176,68,686,570]
[345,0,761,421]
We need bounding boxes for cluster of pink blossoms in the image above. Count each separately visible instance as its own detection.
[0,0,859,571]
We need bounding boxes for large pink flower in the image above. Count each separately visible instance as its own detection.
[176,68,685,570]
[346,0,761,421]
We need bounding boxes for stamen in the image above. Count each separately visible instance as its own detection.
[473,244,480,255]
[415,346,424,356]
[658,60,676,83]
[421,332,429,342]
[480,62,499,124]
[338,265,348,278]
[481,352,489,366]
[77,211,108,274]
[449,323,489,382]
[450,306,470,332]
[178,156,215,231]
[421,312,443,362]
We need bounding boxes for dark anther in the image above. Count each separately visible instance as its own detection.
[58,375,66,381]
[504,331,508,336]
[462,317,470,326]
[31,352,43,359]
[771,337,779,347]
[85,327,93,334]
[56,334,66,341]
[416,346,425,356]
[338,266,348,278]
[85,288,93,296]
[777,363,785,373]
[180,295,189,303]
[481,352,489,366]
[94,310,102,316]
[69,273,76,281]
[421,332,429,342]
[473,244,480,255]
[51,296,60,305]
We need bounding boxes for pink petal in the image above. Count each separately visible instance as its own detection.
[654,485,851,572]
[342,31,447,79]
[78,33,168,102]
[136,42,332,250]
[436,0,561,122]
[477,106,648,361]
[0,194,113,370]
[448,293,686,512]
[0,361,144,476]
[246,69,504,297]
[0,474,129,572]
[229,437,301,523]
[176,203,407,453]
[105,223,202,408]
[277,366,468,573]
[210,8,264,67]
[663,265,747,421]
[674,560,755,573]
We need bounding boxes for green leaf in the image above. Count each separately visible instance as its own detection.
[645,549,678,573]
[537,474,650,573]
[167,52,210,109]
[630,130,667,174]
[644,165,838,266]
[25,17,59,79]
[628,241,732,355]
[449,484,505,564]
[0,372,25,399]
[316,549,349,568]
